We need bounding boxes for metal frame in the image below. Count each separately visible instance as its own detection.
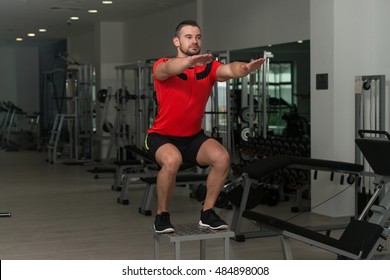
[355,75,386,164]
[114,62,154,156]
[154,224,234,260]
[47,64,95,164]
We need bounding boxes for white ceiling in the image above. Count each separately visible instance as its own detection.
[0,0,195,47]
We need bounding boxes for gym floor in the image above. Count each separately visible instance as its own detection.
[0,150,387,260]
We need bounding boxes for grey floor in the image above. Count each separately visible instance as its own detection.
[0,149,385,260]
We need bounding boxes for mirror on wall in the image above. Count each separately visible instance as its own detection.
[229,40,311,138]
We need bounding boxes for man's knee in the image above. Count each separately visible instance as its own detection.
[212,148,230,170]
[161,154,182,173]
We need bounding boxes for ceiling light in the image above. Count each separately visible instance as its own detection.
[70,16,79,20]
[88,9,98,13]
[39,29,47,32]
[297,40,303,43]
[102,1,113,4]
[16,37,23,41]
[27,33,36,37]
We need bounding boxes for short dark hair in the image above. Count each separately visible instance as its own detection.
[174,20,200,37]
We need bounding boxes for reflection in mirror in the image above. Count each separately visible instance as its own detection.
[229,40,310,139]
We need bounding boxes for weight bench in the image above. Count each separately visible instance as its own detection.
[230,155,364,241]
[111,145,160,204]
[115,162,157,205]
[354,130,390,227]
[242,210,384,259]
[111,159,149,191]
[233,130,390,259]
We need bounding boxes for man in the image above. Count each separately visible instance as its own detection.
[146,19,265,233]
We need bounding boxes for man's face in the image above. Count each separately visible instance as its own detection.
[174,25,202,56]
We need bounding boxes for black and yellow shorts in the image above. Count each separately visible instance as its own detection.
[144,130,210,166]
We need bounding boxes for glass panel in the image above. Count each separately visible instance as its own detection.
[266,62,293,135]
[280,63,292,83]
[281,84,292,104]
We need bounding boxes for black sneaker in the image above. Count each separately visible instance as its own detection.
[154,212,175,233]
[199,208,228,230]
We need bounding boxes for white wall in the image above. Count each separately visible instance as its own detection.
[123,2,197,62]
[0,47,39,118]
[97,21,125,89]
[121,0,310,59]
[0,48,17,103]
[15,47,40,116]
[201,0,310,52]
[67,31,95,65]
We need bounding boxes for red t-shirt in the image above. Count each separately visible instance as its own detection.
[148,58,222,137]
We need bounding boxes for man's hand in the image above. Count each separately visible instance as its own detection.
[241,58,266,73]
[187,53,214,67]
[216,57,266,82]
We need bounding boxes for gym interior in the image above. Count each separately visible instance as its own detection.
[1,0,390,261]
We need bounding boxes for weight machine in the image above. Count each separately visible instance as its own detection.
[354,74,386,212]
[236,51,274,143]
[0,101,40,151]
[101,61,155,161]
[203,52,234,154]
[0,101,12,148]
[47,64,96,164]
[239,130,390,259]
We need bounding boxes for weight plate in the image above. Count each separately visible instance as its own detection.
[97,89,108,103]
[240,127,250,141]
[239,107,256,123]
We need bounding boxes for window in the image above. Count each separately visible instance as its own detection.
[267,62,294,134]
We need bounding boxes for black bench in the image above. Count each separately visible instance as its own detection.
[242,210,384,259]
[111,159,149,191]
[241,155,363,182]
[230,155,364,240]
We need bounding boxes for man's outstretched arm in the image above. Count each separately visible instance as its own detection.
[154,54,214,81]
[216,58,266,82]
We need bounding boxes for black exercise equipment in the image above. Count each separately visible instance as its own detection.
[97,89,109,103]
[0,212,11,218]
[229,155,364,241]
[231,130,390,259]
[242,210,384,259]
[354,130,390,225]
[221,182,265,209]
[1,101,40,151]
[239,107,256,123]
[96,88,134,104]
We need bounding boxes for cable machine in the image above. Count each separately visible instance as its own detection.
[355,75,386,164]
[236,51,274,143]
[47,63,96,164]
[204,51,233,154]
[354,75,387,213]
[106,62,154,160]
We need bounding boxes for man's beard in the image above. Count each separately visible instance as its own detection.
[180,45,201,56]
